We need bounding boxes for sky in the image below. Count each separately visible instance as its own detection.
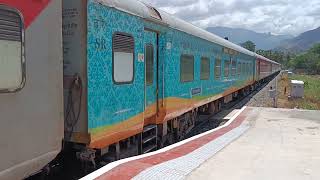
[142,0,320,36]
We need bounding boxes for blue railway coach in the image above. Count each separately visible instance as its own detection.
[63,0,280,163]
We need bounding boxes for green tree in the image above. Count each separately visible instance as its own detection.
[240,41,256,52]
[288,43,320,74]
[309,43,320,55]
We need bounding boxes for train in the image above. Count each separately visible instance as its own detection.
[0,0,281,179]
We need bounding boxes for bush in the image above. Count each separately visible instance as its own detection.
[289,44,320,74]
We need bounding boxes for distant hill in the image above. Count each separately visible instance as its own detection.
[276,27,320,53]
[206,26,293,50]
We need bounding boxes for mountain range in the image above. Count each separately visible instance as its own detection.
[206,26,320,52]
[276,27,320,53]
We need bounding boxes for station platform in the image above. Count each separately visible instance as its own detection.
[81,107,320,180]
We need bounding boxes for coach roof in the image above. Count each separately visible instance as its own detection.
[255,54,280,65]
[95,0,257,57]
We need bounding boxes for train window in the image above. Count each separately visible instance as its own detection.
[247,63,249,74]
[200,57,210,80]
[215,58,221,80]
[237,62,241,75]
[231,59,236,76]
[145,44,154,85]
[241,63,245,76]
[224,60,230,78]
[180,54,194,82]
[113,33,134,84]
[246,63,249,75]
[0,6,25,93]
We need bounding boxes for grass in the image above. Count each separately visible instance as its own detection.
[290,75,320,101]
[277,74,320,110]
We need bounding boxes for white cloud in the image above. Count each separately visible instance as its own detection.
[142,0,320,35]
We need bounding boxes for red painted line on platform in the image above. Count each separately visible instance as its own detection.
[96,108,251,180]
[0,0,51,28]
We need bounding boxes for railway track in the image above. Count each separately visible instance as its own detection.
[185,74,278,138]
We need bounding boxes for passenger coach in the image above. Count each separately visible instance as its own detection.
[63,0,280,162]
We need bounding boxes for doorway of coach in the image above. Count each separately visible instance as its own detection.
[140,29,161,154]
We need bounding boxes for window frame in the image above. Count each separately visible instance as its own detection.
[112,32,135,85]
[0,5,26,93]
[180,54,195,83]
[245,63,248,75]
[224,59,230,79]
[241,63,245,76]
[231,58,237,77]
[237,62,241,75]
[145,43,154,86]
[214,58,221,80]
[200,57,210,80]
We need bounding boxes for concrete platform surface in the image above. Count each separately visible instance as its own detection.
[188,107,320,180]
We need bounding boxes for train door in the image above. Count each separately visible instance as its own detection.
[253,60,256,81]
[144,30,158,125]
[257,60,261,80]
